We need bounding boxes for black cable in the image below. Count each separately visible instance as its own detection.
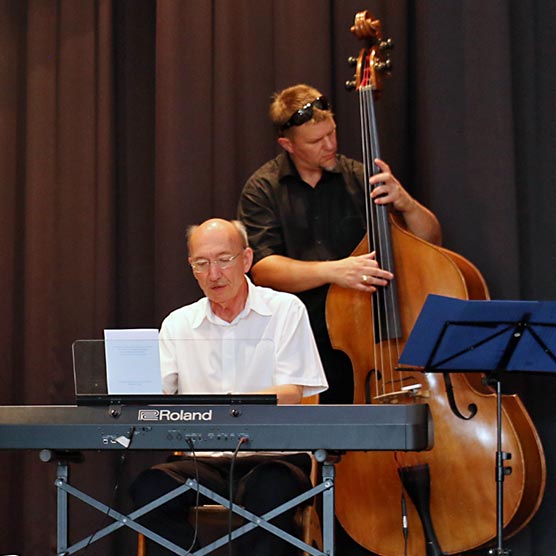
[77,426,135,554]
[183,437,201,555]
[228,436,248,556]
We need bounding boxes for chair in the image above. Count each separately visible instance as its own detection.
[137,396,323,555]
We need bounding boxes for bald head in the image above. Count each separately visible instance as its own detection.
[187,219,248,254]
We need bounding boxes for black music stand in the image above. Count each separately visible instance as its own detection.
[399,294,556,556]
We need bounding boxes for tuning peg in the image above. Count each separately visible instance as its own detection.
[347,56,358,67]
[375,59,393,73]
[345,79,357,91]
[379,38,394,51]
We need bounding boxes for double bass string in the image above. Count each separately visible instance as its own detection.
[359,84,381,398]
[359,86,372,246]
[359,82,404,400]
[366,84,400,399]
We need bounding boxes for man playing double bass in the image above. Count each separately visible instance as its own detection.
[237,83,442,406]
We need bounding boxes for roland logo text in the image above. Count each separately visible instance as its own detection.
[138,409,213,422]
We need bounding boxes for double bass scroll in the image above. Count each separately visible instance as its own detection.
[326,10,546,556]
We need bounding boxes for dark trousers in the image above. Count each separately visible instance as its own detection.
[130,453,312,556]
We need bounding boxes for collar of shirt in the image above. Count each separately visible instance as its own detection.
[190,276,273,329]
[278,152,342,183]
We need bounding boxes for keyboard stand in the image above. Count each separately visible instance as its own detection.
[50,449,336,556]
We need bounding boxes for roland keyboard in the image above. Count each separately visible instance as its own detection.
[0,403,432,452]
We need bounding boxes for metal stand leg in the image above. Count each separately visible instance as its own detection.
[321,459,335,556]
[56,461,69,556]
[488,377,512,556]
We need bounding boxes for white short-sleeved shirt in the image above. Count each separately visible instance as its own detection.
[159,277,328,398]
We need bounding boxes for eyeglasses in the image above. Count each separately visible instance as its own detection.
[190,252,243,273]
[279,96,331,131]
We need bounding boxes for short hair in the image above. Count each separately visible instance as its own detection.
[230,220,249,248]
[270,84,334,136]
[186,219,249,253]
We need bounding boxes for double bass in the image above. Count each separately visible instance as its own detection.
[326,11,546,556]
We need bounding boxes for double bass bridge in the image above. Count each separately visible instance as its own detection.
[370,367,429,403]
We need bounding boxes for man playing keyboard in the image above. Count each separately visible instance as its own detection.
[130,218,328,556]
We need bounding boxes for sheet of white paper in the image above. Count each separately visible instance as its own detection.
[104,329,162,394]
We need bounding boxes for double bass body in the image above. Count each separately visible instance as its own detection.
[326,11,546,555]
[326,220,546,556]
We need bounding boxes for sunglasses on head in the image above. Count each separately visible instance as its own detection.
[280,96,330,131]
